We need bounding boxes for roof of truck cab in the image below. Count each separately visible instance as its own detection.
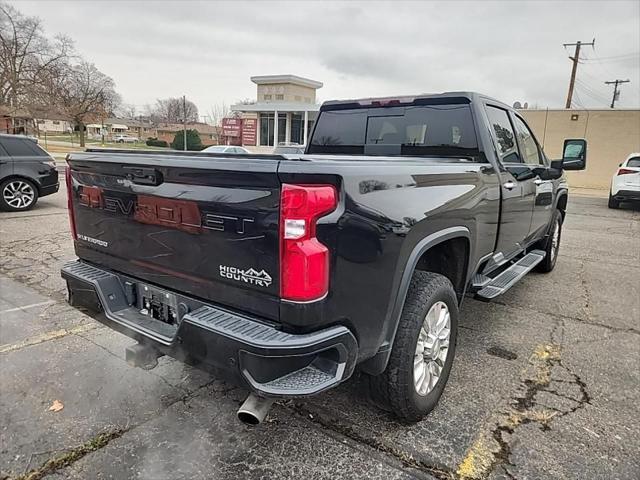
[320,92,511,111]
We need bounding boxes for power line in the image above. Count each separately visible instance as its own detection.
[604,79,631,108]
[575,79,611,104]
[572,90,586,110]
[575,86,609,107]
[581,52,618,82]
[563,38,596,108]
[583,52,639,62]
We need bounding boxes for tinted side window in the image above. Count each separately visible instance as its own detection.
[485,106,520,163]
[512,115,542,165]
[626,157,640,167]
[309,109,367,154]
[0,137,47,157]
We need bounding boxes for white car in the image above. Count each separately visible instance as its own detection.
[202,145,250,154]
[113,134,139,143]
[609,153,640,208]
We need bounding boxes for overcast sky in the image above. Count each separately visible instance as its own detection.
[15,0,640,117]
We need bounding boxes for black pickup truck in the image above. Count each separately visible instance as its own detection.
[61,92,586,424]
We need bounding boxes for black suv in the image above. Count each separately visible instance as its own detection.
[0,134,59,211]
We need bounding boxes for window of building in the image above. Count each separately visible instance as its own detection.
[263,94,272,101]
[37,119,44,124]
[278,114,286,144]
[290,113,303,144]
[511,115,543,165]
[304,97,311,103]
[275,94,284,101]
[485,106,520,163]
[294,95,301,102]
[259,113,272,146]
[259,113,287,146]
[53,120,60,125]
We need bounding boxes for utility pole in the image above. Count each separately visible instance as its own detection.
[182,95,187,151]
[563,38,595,108]
[604,79,630,108]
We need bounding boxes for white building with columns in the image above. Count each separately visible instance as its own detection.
[229,75,322,150]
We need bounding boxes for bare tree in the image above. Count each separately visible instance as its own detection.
[152,97,198,123]
[43,61,120,146]
[207,101,233,142]
[208,101,231,126]
[117,103,137,119]
[0,2,74,110]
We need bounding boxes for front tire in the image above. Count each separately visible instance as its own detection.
[536,209,562,273]
[0,178,39,211]
[370,272,458,423]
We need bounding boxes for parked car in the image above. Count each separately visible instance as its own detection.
[61,92,585,424]
[202,145,250,154]
[0,134,59,211]
[113,134,139,143]
[273,144,305,154]
[609,153,640,208]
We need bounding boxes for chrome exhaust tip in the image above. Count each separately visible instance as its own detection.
[237,394,275,425]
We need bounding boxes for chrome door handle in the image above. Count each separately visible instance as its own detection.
[534,179,543,185]
[503,181,516,190]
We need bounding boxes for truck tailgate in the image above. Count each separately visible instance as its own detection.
[67,151,281,321]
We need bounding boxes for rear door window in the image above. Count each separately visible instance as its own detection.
[308,104,478,157]
[511,115,543,165]
[485,106,520,163]
[0,137,48,157]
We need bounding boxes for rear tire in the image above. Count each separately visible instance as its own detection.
[0,178,39,212]
[369,272,458,423]
[608,193,620,209]
[536,209,562,273]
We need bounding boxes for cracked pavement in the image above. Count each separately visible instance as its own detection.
[1,184,638,480]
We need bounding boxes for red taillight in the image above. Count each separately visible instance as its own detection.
[280,184,337,302]
[617,168,637,175]
[65,167,77,240]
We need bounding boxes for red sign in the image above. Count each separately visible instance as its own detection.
[222,118,241,137]
[242,118,257,146]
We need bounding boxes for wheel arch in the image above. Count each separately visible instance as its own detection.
[555,190,568,220]
[360,226,471,375]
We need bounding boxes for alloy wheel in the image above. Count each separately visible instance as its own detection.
[550,218,560,261]
[3,180,35,209]
[414,301,451,396]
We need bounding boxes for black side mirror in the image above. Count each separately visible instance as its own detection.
[562,139,587,170]
[535,160,563,180]
[550,159,564,170]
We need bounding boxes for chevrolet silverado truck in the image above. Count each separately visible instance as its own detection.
[61,92,586,424]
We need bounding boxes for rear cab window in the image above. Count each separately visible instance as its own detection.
[308,102,480,159]
[626,157,640,168]
[0,136,48,158]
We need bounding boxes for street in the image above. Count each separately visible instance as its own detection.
[1,180,638,480]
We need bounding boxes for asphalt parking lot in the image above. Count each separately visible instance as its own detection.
[1,180,638,480]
